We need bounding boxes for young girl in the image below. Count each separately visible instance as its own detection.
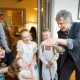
[8,57,35,80]
[16,29,37,79]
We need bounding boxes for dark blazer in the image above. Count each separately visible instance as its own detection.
[58,22,80,71]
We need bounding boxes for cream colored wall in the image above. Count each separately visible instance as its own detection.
[0,0,37,23]
[51,0,79,38]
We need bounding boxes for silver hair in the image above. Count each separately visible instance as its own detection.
[56,10,73,23]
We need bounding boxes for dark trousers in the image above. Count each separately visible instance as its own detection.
[59,56,80,80]
[5,52,14,66]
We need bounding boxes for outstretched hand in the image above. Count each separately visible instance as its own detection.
[41,38,57,46]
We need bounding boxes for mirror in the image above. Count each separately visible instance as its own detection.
[0,8,26,26]
[0,8,26,46]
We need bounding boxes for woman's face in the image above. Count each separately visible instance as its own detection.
[0,47,5,59]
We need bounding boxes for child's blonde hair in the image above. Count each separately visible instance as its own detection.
[20,29,29,36]
[42,28,50,32]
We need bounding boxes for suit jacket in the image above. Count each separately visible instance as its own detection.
[58,22,80,71]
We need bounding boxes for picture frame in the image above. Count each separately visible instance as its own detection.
[78,0,80,19]
[0,8,26,26]
[0,10,3,15]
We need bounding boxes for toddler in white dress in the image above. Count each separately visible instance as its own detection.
[16,29,37,80]
[8,58,35,80]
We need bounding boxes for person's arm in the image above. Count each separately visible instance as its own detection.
[41,38,64,53]
[56,38,74,50]
[32,42,37,65]
[50,49,59,64]
[39,45,53,68]
[16,40,22,58]
[0,67,8,73]
[33,42,37,54]
[56,39,68,46]
[57,24,80,50]
[16,51,21,58]
[52,44,63,53]
[19,71,35,79]
[22,74,35,79]
[41,38,68,46]
[39,46,48,65]
[41,38,73,50]
[33,54,37,63]
[0,23,10,52]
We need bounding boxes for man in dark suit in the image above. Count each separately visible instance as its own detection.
[41,10,80,80]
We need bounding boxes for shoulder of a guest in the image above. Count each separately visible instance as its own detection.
[72,22,80,26]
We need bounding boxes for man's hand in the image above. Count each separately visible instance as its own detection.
[41,38,57,46]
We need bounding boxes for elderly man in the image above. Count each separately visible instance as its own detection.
[41,10,80,80]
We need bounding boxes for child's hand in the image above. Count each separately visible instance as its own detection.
[28,64,32,69]
[46,63,51,68]
[41,38,51,46]
[41,41,46,46]
[49,61,53,65]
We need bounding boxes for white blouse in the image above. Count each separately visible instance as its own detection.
[17,40,37,64]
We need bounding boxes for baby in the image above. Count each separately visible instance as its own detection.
[8,58,35,80]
